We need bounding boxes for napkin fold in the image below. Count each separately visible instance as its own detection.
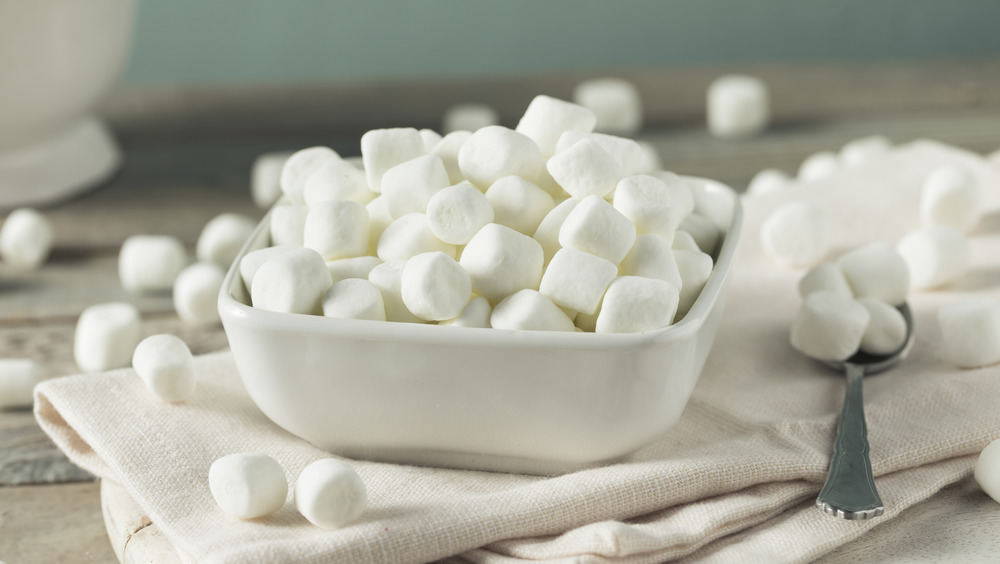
[36,140,1000,563]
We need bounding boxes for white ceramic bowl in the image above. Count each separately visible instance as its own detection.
[220,179,742,474]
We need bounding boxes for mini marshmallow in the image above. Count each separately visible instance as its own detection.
[759,201,831,267]
[344,156,365,170]
[836,242,910,306]
[896,226,970,290]
[619,234,683,288]
[270,204,308,247]
[856,298,907,356]
[797,151,840,182]
[209,453,288,520]
[368,260,425,324]
[539,248,617,315]
[460,223,544,304]
[555,131,643,176]
[675,250,714,317]
[360,128,426,193]
[706,75,769,139]
[596,276,680,333]
[680,213,721,258]
[574,305,600,333]
[458,125,545,189]
[302,157,373,206]
[613,174,685,237]
[401,251,471,321]
[0,359,43,410]
[635,141,663,174]
[365,196,393,255]
[251,248,331,315]
[573,78,643,136]
[377,213,457,261]
[790,291,871,362]
[380,154,451,219]
[650,171,696,220]
[426,184,494,245]
[532,198,579,264]
[174,262,226,325]
[296,458,367,529]
[196,213,256,268]
[547,138,624,200]
[920,165,983,232]
[74,302,142,372]
[119,235,187,293]
[250,151,293,209]
[326,255,382,283]
[431,130,473,185]
[280,146,340,204]
[419,128,443,152]
[745,168,792,197]
[0,208,53,271]
[132,334,195,402]
[840,135,891,168]
[798,262,853,299]
[559,195,636,265]
[440,295,492,328]
[239,245,296,292]
[975,438,1000,503]
[491,289,576,332]
[486,176,555,235]
[938,298,1000,369]
[303,200,369,261]
[322,278,386,321]
[671,230,699,252]
[515,95,597,157]
[442,103,499,134]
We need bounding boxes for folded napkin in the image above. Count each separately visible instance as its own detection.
[36,140,1000,563]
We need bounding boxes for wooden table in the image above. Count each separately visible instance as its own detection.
[4,62,1000,562]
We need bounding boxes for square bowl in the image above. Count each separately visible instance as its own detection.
[219,177,743,474]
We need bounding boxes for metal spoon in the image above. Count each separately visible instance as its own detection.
[815,302,915,520]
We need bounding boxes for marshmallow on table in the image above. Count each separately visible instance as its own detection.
[515,94,597,157]
[296,458,367,529]
[938,298,1000,369]
[573,78,643,137]
[745,168,792,197]
[619,234,683,288]
[250,151,293,209]
[675,250,714,317]
[250,248,331,315]
[559,195,636,265]
[365,196,393,255]
[270,204,308,247]
[460,223,544,304]
[539,247,617,315]
[596,276,680,333]
[485,175,555,236]
[302,157,374,206]
[0,208,53,271]
[856,298,907,356]
[458,125,545,189]
[490,289,576,332]
[0,359,43,410]
[197,213,257,268]
[326,255,382,283]
[280,146,340,205]
[377,213,457,261]
[532,198,579,264]
[74,302,142,373]
[613,174,685,237]
[380,154,451,219]
[836,242,910,306]
[431,130,473,185]
[555,131,643,176]
[442,103,499,134]
[840,135,891,168]
[921,165,983,233]
[209,453,288,520]
[360,128,426,194]
[797,151,840,182]
[239,245,296,292]
[546,138,624,200]
[426,183,494,245]
[440,295,492,328]
[759,201,831,268]
[798,262,853,299]
[322,278,386,321]
[303,200,369,261]
[706,75,769,139]
[679,213,721,259]
[132,334,195,403]
[790,291,871,362]
[368,260,425,324]
[419,129,442,153]
[975,439,1000,503]
[174,262,226,325]
[896,226,970,290]
[119,235,187,293]
[401,251,471,321]
[671,230,700,252]
[635,141,662,174]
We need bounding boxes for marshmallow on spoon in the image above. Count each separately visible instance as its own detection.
[896,226,970,290]
[938,298,1000,369]
[490,289,576,332]
[745,168,792,197]
[442,103,499,134]
[174,262,226,325]
[797,151,840,182]
[250,151,292,209]
[573,78,643,136]
[920,165,983,233]
[426,183,494,245]
[209,453,288,520]
[376,213,457,261]
[790,291,871,362]
[303,200,369,261]
[836,242,910,306]
[458,125,545,189]
[856,298,908,356]
[515,95,597,157]
[360,128,426,194]
[269,204,308,247]
[460,223,544,304]
[619,234,683,288]
[439,295,493,328]
[485,176,555,236]
[401,251,472,321]
[759,201,831,268]
[322,278,386,321]
[250,248,332,315]
[706,75,769,139]
[380,154,450,219]
[132,334,195,403]
[280,147,340,205]
[368,260,425,324]
[0,208,53,271]
[295,458,367,529]
[559,195,636,265]
[675,250,713,318]
[539,248,618,315]
[74,302,142,373]
[0,359,43,410]
[302,157,373,206]
[546,138,624,200]
[798,262,853,299]
[119,235,187,293]
[596,276,680,333]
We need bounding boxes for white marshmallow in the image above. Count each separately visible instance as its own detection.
[840,135,891,168]
[635,141,663,174]
[0,208,53,271]
[613,174,684,237]
[650,171,696,220]
[431,130,473,185]
[365,196,393,255]
[239,245,297,292]
[401,251,471,321]
[485,176,555,235]
[322,278,386,321]
[302,157,374,206]
[546,138,624,200]
[173,262,226,325]
[836,242,910,306]
[856,298,908,356]
[119,235,187,293]
[419,128,443,153]
[759,201,831,267]
[460,223,544,304]
[797,151,840,182]
[250,151,293,209]
[303,200,369,261]
[798,262,853,299]
[377,213,457,261]
[790,291,871,362]
[689,178,737,232]
[270,204,308,247]
[532,198,580,264]
[132,334,195,403]
[620,234,683,288]
[250,248,331,315]
[368,260,425,324]
[196,213,256,268]
[539,248,617,315]
[596,276,680,333]
[439,295,493,328]
[344,156,365,170]
[458,125,545,189]
[490,289,576,332]
[360,128,426,193]
[280,146,340,204]
[745,168,792,197]
[573,78,643,136]
[920,165,983,232]
[325,255,382,284]
[706,75,769,139]
[380,154,451,219]
[209,453,288,520]
[896,226,970,290]
[442,103,499,134]
[675,250,714,317]
[0,359,43,410]
[681,212,721,258]
[74,302,142,373]
[938,298,1000,369]
[559,195,636,265]
[975,438,1000,503]
[671,230,700,252]
[555,131,643,176]
[295,458,367,529]
[515,95,596,157]
[426,184,494,245]
[574,304,600,333]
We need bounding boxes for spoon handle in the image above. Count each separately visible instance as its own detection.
[815,364,884,519]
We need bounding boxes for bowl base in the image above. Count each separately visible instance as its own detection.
[335,444,620,476]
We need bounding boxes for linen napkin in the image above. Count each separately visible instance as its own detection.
[36,140,1000,563]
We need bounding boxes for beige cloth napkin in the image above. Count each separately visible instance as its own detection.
[36,140,1000,563]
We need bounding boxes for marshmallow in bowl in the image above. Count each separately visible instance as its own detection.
[836,242,910,306]
[485,175,555,236]
[132,334,195,403]
[491,289,576,332]
[360,128,426,194]
[377,213,457,262]
[856,298,908,356]
[426,183,494,245]
[368,260,426,324]
[546,138,623,200]
[0,359,44,410]
[573,77,643,136]
[613,174,685,237]
[325,255,382,284]
[119,235,187,293]
[555,131,644,176]
[280,146,340,204]
[798,262,853,299]
[239,245,296,292]
[679,213,722,258]
[270,204,308,247]
[539,247,617,315]
[365,197,393,255]
[302,157,373,206]
[706,74,769,139]
[797,151,840,182]
[251,248,331,315]
[295,458,367,529]
[419,129,442,153]
[759,201,831,268]
[635,141,662,175]
[896,226,970,290]
[533,198,580,264]
[440,295,493,328]
[197,212,256,268]
[671,230,700,253]
[209,453,288,520]
[790,291,871,362]
[303,200,370,261]
[0,208,53,271]
[938,298,1000,369]
[174,262,227,325]
[745,168,792,197]
[596,276,680,334]
[458,125,545,189]
[559,195,636,265]
[920,165,983,233]
[322,278,386,321]
[431,130,473,185]
[460,223,544,304]
[401,251,472,321]
[380,154,450,219]
[619,234,683,288]
[515,94,597,157]
[675,250,714,317]
[74,302,142,373]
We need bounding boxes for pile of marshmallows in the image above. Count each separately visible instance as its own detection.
[244,95,730,334]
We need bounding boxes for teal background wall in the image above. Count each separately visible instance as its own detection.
[123,0,1000,85]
